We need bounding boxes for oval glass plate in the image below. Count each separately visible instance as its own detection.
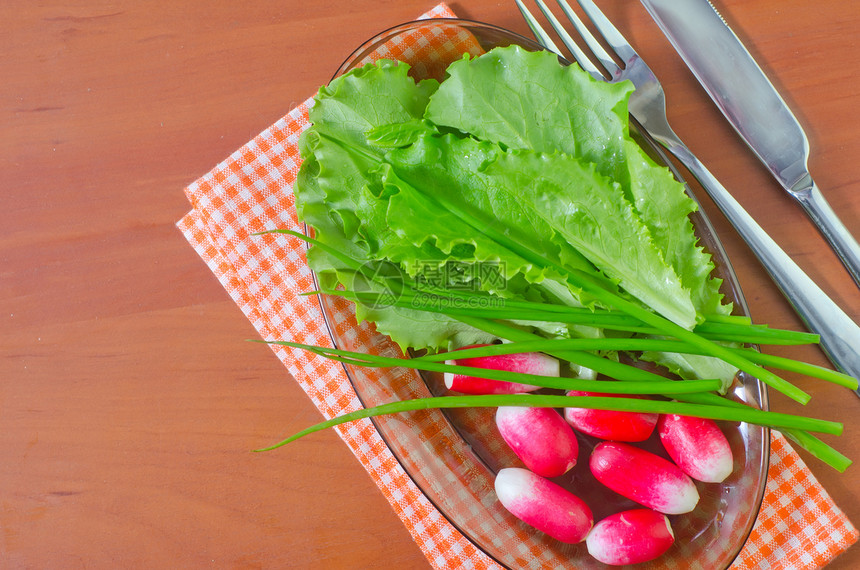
[312,18,770,569]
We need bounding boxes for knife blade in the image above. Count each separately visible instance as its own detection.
[639,0,860,289]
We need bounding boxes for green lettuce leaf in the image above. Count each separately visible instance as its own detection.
[386,133,698,329]
[426,45,633,184]
[623,139,730,318]
[294,61,495,350]
[427,46,728,320]
[294,48,736,378]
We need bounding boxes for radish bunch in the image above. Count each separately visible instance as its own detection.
[446,345,735,566]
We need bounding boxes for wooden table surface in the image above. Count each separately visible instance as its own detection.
[3,0,859,567]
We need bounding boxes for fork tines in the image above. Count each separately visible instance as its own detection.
[516,0,636,83]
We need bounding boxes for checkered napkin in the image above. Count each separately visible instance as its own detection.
[178,3,857,567]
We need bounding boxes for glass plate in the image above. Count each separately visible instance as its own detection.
[312,18,770,569]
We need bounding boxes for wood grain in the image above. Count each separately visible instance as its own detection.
[2,0,858,567]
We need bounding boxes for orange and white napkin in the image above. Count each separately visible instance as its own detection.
[178,3,857,567]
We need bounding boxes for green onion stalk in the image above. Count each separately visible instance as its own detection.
[257,229,853,471]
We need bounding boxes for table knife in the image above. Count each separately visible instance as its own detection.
[640,0,860,393]
[639,0,860,289]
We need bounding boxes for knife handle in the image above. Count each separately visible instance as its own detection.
[665,142,860,387]
[792,178,860,289]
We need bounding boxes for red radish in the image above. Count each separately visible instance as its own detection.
[590,441,699,515]
[494,467,593,544]
[563,390,658,442]
[495,406,579,478]
[444,345,558,394]
[658,414,734,483]
[586,509,675,565]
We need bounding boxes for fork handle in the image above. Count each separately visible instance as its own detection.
[792,178,860,288]
[667,143,860,388]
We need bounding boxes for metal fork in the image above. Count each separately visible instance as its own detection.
[516,0,860,387]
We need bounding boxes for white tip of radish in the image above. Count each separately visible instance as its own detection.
[443,369,455,390]
[658,414,734,483]
[495,406,578,478]
[590,442,699,515]
[495,467,593,544]
[573,366,598,381]
[586,509,675,566]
